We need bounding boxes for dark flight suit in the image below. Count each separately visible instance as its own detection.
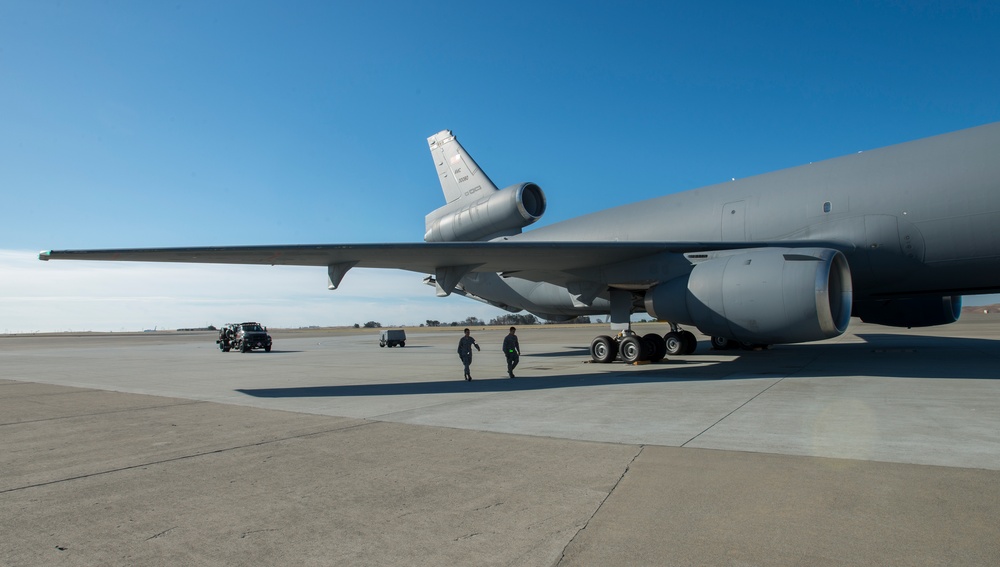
[457,334,479,380]
[502,333,520,378]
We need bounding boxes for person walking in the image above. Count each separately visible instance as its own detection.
[457,328,480,381]
[502,326,520,378]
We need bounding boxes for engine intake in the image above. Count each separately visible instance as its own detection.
[645,247,853,344]
[425,183,546,242]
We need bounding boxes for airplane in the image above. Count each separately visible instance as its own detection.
[40,123,1000,363]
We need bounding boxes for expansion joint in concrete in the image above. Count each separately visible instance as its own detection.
[681,376,786,447]
[555,444,644,565]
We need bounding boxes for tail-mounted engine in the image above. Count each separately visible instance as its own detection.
[644,247,853,344]
[424,182,546,242]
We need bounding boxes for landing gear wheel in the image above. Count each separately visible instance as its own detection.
[590,335,618,363]
[619,335,644,363]
[679,330,697,354]
[643,333,667,362]
[663,332,684,356]
[711,336,737,350]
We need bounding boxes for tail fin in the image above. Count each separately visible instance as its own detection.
[427,130,498,204]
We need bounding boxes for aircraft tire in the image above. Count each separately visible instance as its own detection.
[663,332,684,356]
[711,336,737,350]
[590,335,617,363]
[619,336,644,363]
[643,333,667,362]
[679,331,697,354]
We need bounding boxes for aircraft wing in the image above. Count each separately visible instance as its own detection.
[38,240,846,293]
[40,242,689,272]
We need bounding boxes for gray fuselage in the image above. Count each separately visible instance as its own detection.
[516,122,1000,299]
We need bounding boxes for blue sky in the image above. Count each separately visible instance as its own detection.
[2,1,1000,332]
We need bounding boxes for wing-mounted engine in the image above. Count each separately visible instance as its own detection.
[424,182,546,242]
[644,247,853,344]
[852,295,961,327]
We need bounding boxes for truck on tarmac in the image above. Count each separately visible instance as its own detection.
[379,329,406,348]
[217,322,272,353]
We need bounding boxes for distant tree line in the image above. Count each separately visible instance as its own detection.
[488,314,537,326]
[356,314,595,329]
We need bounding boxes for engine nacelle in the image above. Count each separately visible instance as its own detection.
[424,183,546,242]
[852,296,961,327]
[644,247,853,344]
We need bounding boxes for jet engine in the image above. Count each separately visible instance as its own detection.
[644,247,853,344]
[424,183,546,242]
[851,295,961,327]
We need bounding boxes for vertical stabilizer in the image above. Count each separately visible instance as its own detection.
[428,130,499,204]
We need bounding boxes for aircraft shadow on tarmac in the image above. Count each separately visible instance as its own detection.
[524,348,592,358]
[236,334,1000,399]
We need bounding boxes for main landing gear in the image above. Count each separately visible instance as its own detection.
[589,325,698,364]
[589,290,700,363]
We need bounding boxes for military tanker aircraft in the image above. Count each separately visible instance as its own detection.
[40,123,1000,362]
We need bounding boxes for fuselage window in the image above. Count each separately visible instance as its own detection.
[823,201,832,213]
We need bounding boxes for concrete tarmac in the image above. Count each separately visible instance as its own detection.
[2,319,1000,565]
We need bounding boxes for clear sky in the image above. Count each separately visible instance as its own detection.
[2,1,1000,332]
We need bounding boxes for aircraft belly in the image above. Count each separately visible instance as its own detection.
[459,273,610,317]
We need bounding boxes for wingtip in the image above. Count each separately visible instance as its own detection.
[38,250,51,261]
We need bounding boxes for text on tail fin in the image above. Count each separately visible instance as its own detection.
[428,130,499,204]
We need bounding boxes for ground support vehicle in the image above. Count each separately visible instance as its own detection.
[217,322,272,353]
[379,329,406,347]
